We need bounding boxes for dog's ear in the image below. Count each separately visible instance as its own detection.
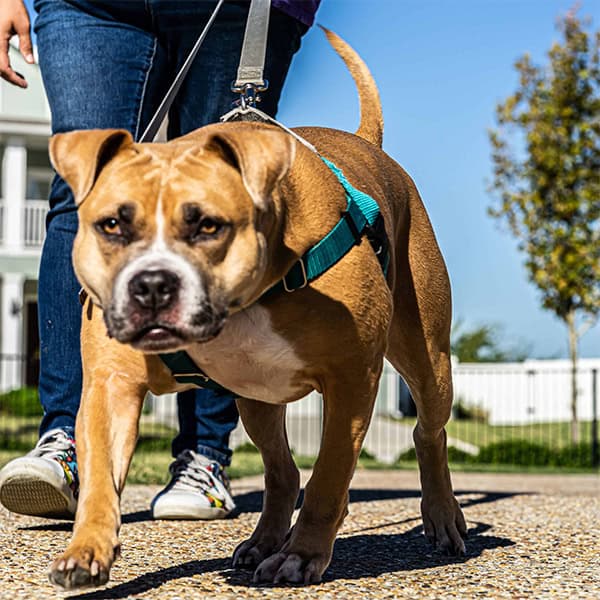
[206,127,296,211]
[49,129,134,205]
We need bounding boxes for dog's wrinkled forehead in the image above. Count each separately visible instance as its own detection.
[48,124,296,215]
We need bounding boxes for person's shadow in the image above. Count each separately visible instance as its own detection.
[54,487,517,599]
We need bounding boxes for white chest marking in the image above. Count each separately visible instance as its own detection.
[186,305,310,403]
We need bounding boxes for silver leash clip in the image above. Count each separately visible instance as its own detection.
[231,81,269,109]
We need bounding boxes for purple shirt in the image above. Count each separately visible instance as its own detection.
[272,0,321,27]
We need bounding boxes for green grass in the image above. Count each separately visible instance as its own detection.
[397,417,592,449]
[0,448,397,485]
[0,450,270,485]
[126,451,398,484]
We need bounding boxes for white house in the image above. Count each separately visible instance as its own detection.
[0,45,52,391]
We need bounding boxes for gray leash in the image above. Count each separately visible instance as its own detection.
[230,0,271,108]
[219,0,317,152]
[139,0,226,143]
[139,0,272,143]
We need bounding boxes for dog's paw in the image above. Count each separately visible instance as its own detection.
[232,530,289,569]
[422,495,467,556]
[48,543,117,590]
[252,551,327,585]
[233,539,270,569]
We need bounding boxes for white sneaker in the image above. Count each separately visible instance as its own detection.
[151,450,235,520]
[0,428,78,519]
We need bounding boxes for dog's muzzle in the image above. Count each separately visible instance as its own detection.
[128,269,180,313]
[104,267,227,352]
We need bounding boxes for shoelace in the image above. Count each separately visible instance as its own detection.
[32,431,74,459]
[168,450,230,501]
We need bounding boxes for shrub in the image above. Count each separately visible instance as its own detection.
[359,447,376,460]
[555,443,593,469]
[0,387,43,417]
[476,440,553,466]
[396,445,475,463]
[447,446,475,463]
[396,447,417,462]
[396,439,595,469]
[452,399,489,423]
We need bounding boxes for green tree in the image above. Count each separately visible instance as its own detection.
[451,321,529,363]
[488,9,600,442]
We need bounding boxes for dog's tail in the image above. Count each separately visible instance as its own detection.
[321,26,384,147]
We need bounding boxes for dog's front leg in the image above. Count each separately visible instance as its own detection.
[252,368,381,584]
[49,357,147,590]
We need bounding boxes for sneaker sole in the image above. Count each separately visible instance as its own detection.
[0,476,74,520]
[151,506,230,520]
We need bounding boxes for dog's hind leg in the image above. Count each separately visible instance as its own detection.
[49,303,148,590]
[386,190,467,555]
[233,398,300,570]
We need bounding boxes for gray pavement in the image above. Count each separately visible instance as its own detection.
[1,469,599,599]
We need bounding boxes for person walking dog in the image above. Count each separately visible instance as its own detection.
[0,0,320,520]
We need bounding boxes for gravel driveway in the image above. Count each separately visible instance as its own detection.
[1,470,598,599]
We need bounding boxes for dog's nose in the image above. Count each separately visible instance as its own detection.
[128,270,180,311]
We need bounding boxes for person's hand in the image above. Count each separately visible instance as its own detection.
[0,0,34,88]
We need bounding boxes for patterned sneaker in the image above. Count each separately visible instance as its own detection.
[0,428,78,519]
[151,450,235,520]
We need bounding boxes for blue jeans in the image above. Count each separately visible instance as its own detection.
[34,0,307,466]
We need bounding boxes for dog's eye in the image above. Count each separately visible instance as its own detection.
[197,218,220,236]
[99,217,122,236]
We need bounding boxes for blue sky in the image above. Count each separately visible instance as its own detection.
[24,0,600,358]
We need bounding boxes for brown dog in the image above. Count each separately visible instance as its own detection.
[47,30,466,589]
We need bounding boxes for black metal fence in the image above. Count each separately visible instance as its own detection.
[0,354,598,471]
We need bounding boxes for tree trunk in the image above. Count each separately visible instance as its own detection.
[566,311,579,444]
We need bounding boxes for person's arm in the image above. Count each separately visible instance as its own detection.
[0,0,34,88]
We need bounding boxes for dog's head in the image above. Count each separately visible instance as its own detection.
[49,125,295,352]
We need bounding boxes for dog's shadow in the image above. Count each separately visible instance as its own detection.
[19,509,151,533]
[62,488,517,599]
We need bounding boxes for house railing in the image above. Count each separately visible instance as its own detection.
[0,200,47,248]
[23,200,47,247]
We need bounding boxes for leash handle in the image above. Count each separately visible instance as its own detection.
[139,0,226,143]
[232,0,271,94]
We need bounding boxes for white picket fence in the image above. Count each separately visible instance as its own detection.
[453,358,600,426]
[147,358,599,463]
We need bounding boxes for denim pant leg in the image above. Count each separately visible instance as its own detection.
[34,0,167,436]
[165,4,308,462]
[37,180,81,439]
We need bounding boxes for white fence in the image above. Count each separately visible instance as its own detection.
[146,357,599,463]
[453,358,600,425]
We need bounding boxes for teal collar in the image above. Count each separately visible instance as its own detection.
[265,157,388,295]
[159,157,389,392]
